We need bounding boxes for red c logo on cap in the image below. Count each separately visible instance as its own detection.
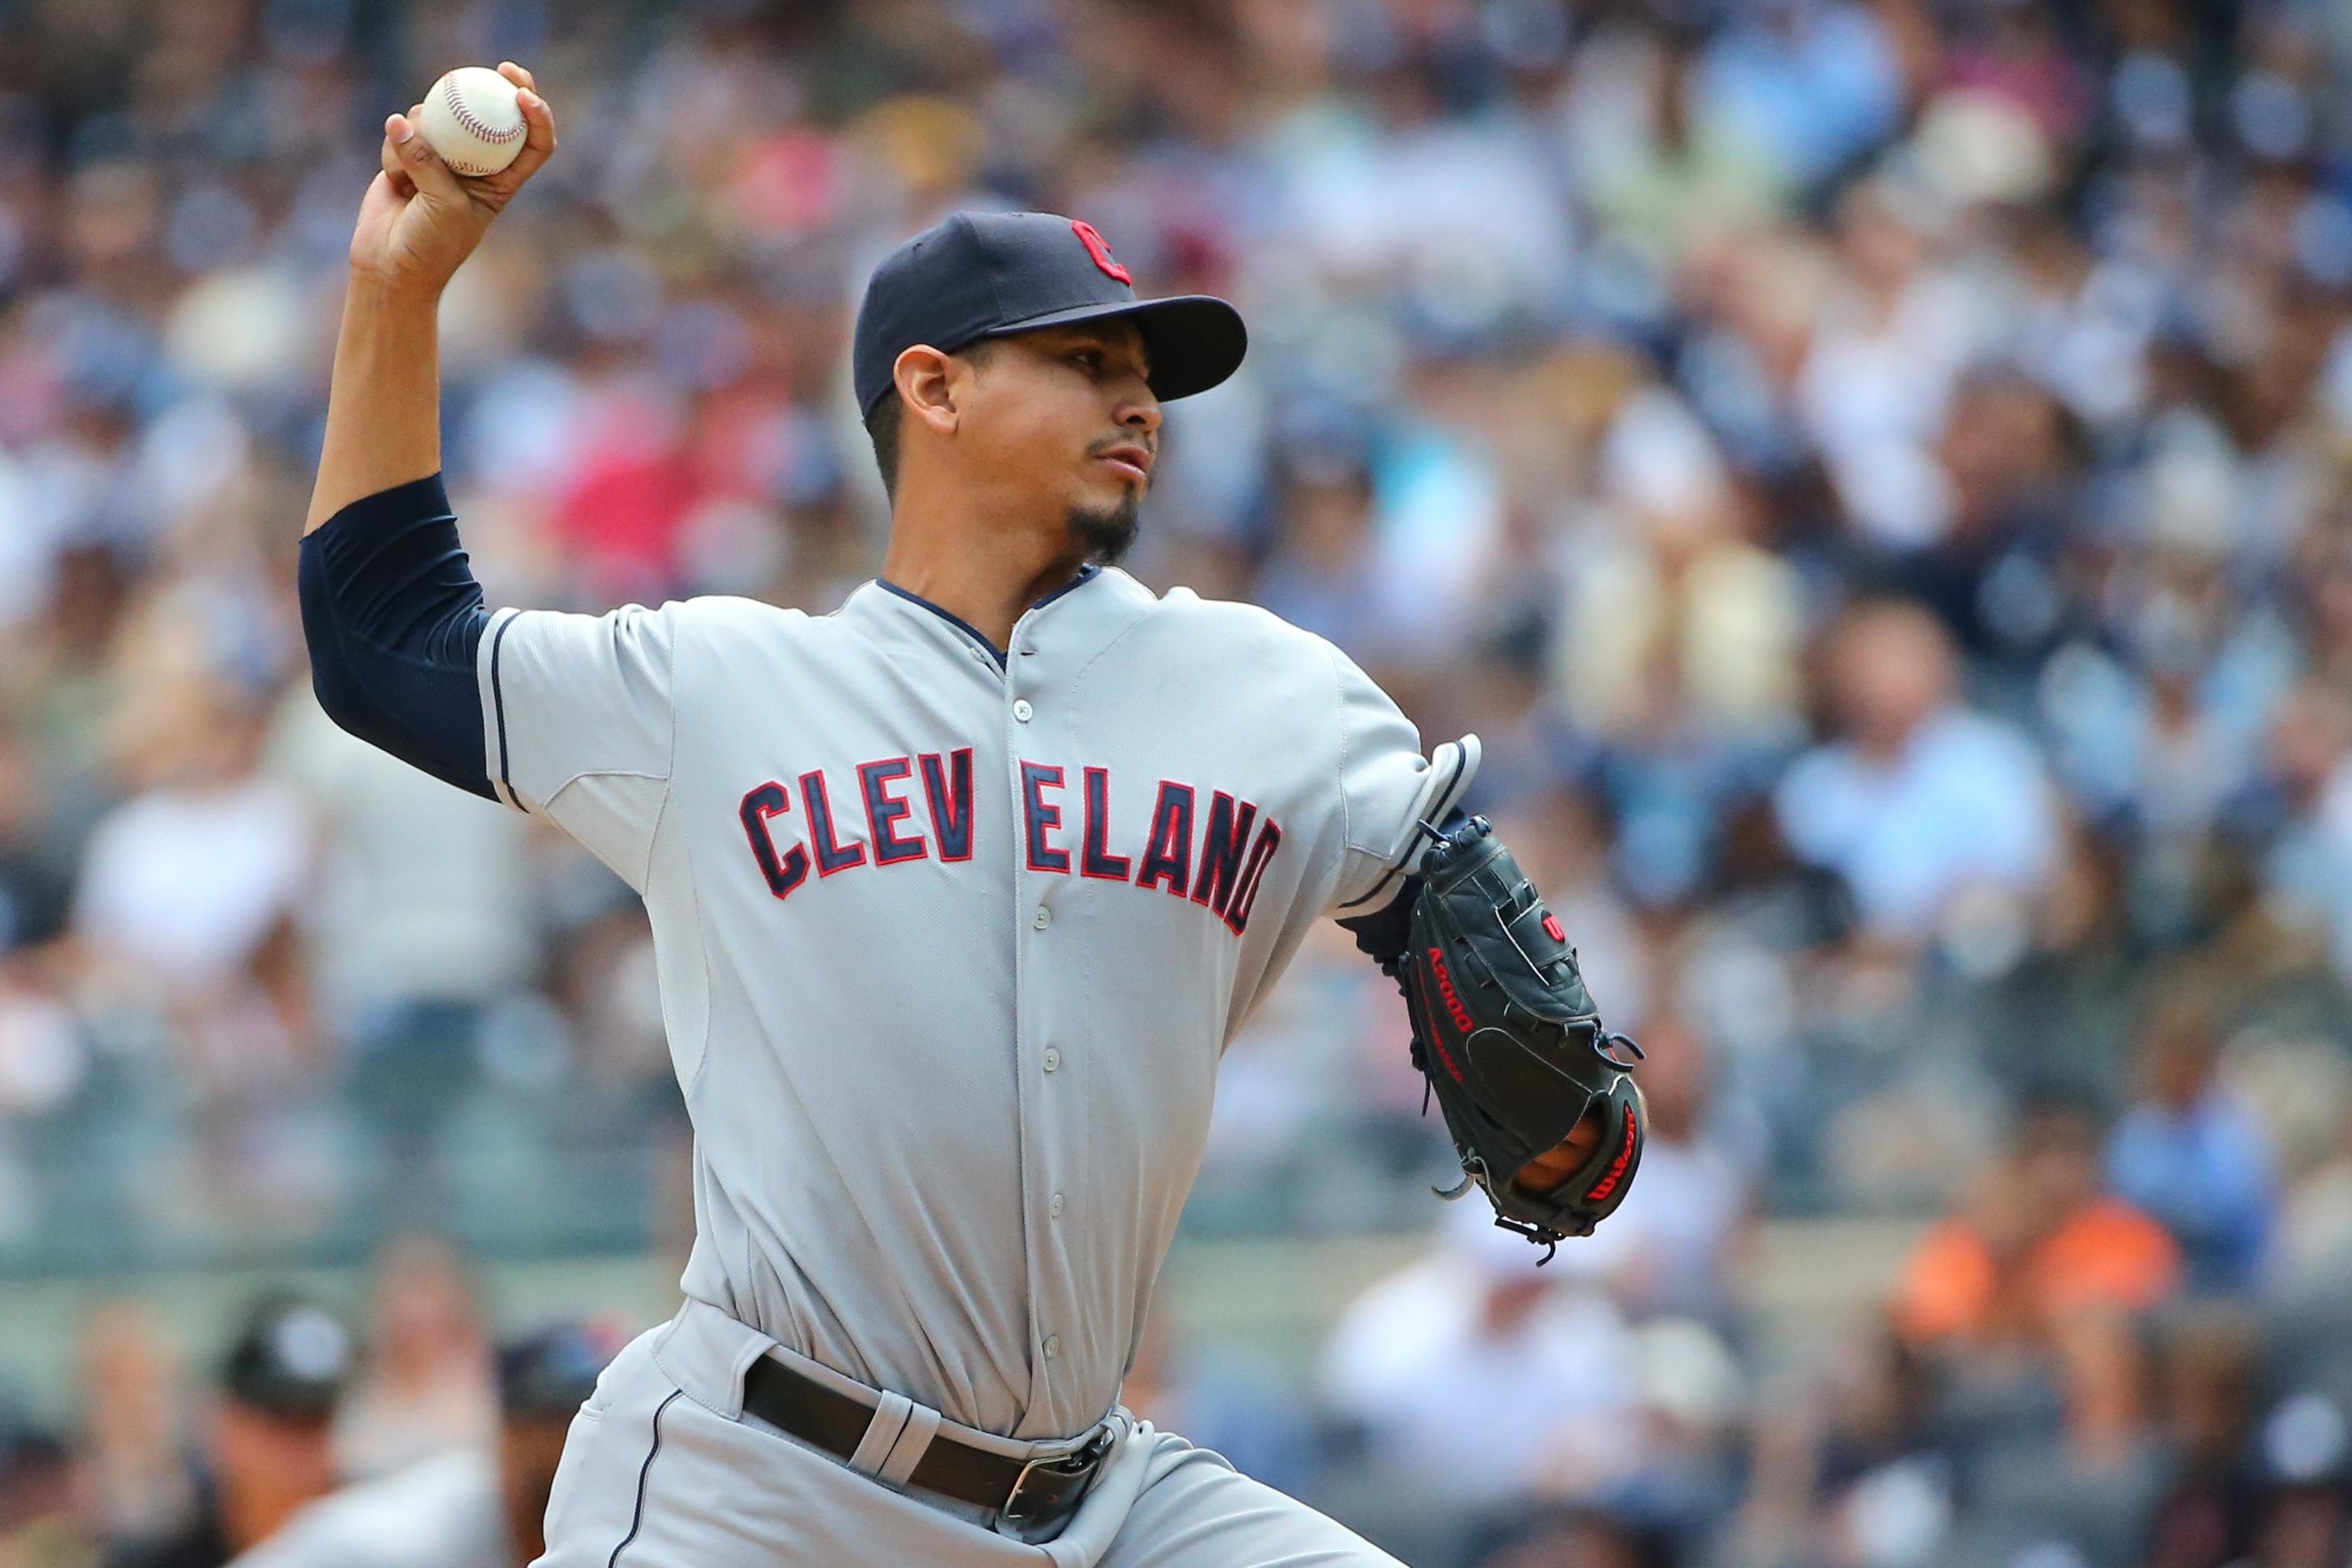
[1071,220,1131,284]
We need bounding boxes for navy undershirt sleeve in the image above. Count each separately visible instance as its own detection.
[297,473,497,800]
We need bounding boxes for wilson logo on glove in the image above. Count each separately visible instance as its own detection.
[1583,1105,1640,1205]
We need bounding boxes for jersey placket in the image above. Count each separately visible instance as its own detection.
[1004,592,1099,1435]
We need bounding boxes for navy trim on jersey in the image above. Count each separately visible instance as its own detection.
[876,564,1101,669]
[297,473,496,800]
[876,580,1007,669]
[608,1390,681,1567]
[1030,562,1101,610]
[488,610,518,804]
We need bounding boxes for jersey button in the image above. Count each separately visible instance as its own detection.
[1033,906,1051,931]
[1044,1335,1059,1360]
[1050,1193,1064,1218]
[1042,1047,1061,1073]
[1012,699,1034,723]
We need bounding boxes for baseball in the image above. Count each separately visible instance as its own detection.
[417,66,526,177]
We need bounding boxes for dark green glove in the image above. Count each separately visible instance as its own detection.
[1378,815,1647,1254]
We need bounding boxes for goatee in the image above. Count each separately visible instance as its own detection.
[1068,490,1141,566]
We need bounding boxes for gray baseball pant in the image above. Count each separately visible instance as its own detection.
[533,1302,1401,1568]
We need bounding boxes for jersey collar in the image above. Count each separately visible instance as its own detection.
[870,565,1104,670]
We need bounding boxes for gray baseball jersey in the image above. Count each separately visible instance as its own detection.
[474,565,1474,1443]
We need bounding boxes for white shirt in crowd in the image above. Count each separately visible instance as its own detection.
[1774,704,2060,940]
[73,776,309,992]
[266,689,538,1025]
[228,1447,513,1568]
[1322,1205,1642,1505]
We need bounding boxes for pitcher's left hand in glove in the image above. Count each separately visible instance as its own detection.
[1346,815,1646,1255]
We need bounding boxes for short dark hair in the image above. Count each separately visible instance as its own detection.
[863,338,999,504]
[865,392,904,501]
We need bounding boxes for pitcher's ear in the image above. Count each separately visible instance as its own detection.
[894,345,962,435]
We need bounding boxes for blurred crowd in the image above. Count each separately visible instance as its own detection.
[0,1234,621,1568]
[5,0,2352,1563]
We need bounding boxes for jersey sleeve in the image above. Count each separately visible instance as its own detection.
[477,602,681,890]
[296,473,494,799]
[1325,643,1480,916]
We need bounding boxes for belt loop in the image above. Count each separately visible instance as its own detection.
[875,1402,941,1490]
[846,1391,913,1478]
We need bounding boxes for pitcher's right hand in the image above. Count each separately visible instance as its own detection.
[350,61,556,299]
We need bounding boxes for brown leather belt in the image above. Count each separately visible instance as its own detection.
[740,1355,1113,1526]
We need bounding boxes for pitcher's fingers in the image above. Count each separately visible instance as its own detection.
[503,86,558,182]
[497,60,538,94]
[391,107,465,203]
[381,116,419,195]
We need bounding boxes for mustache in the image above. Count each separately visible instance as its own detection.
[1085,432,1157,463]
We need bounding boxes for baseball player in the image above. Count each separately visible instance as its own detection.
[297,64,1645,1567]
[228,1324,615,1568]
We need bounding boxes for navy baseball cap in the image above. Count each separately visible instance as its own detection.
[853,211,1247,420]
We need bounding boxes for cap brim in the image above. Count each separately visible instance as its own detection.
[975,294,1247,402]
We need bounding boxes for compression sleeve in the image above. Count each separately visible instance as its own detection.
[296,473,496,799]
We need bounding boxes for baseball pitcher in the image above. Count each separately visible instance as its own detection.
[299,65,1646,1568]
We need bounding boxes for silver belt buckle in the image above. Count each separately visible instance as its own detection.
[1000,1425,1114,1526]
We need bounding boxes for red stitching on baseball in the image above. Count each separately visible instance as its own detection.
[441,77,524,166]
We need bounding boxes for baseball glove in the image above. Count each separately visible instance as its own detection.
[1348,815,1646,1256]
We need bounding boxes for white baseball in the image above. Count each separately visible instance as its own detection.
[417,66,527,178]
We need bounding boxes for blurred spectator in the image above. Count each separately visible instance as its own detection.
[1121,1310,1314,1503]
[2103,996,2279,1293]
[1797,180,1995,551]
[1776,599,2061,956]
[2142,1306,2265,1568]
[1700,0,1902,193]
[110,1294,351,1568]
[2273,1102,2352,1299]
[69,664,310,1094]
[330,1235,497,1482]
[230,1323,616,1568]
[1323,1200,1642,1511]
[1566,26,1782,270]
[0,732,71,957]
[1475,1505,1658,1568]
[2257,680,2352,980]
[265,688,536,1206]
[1901,371,2082,676]
[1938,1305,2169,1568]
[1734,1317,1953,1568]
[0,1417,94,1568]
[1897,1095,2180,1352]
[1252,440,1386,666]
[1557,384,1805,746]
[78,1302,192,1549]
[1555,386,1806,907]
[2239,1389,2352,1568]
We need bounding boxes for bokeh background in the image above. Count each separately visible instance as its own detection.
[3,0,2352,1564]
